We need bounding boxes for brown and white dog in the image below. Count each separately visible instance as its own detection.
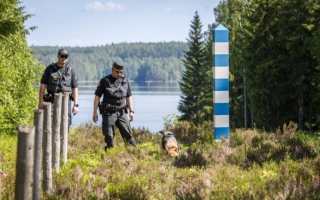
[159,130,179,157]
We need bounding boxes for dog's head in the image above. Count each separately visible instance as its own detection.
[159,130,174,137]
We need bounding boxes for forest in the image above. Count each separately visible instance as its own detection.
[214,0,320,131]
[30,42,187,82]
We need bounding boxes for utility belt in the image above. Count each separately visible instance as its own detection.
[99,103,128,115]
[43,92,74,102]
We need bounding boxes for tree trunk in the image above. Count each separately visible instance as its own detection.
[298,94,303,130]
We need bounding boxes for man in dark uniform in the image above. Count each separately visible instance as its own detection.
[38,49,79,128]
[93,62,136,150]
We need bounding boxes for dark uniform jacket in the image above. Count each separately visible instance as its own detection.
[41,63,78,93]
[95,74,132,106]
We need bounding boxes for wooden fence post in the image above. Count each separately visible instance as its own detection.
[42,102,52,193]
[33,109,43,200]
[52,93,62,172]
[61,92,69,165]
[15,126,35,200]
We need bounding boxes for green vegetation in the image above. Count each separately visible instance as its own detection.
[1,121,320,199]
[214,0,320,131]
[0,1,43,133]
[178,12,214,125]
[30,42,188,82]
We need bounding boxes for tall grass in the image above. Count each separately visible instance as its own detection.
[1,121,320,199]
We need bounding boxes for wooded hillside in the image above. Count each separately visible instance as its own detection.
[215,0,320,131]
[30,42,187,82]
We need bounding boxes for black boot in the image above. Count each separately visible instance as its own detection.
[127,138,136,147]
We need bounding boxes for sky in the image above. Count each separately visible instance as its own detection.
[21,0,220,47]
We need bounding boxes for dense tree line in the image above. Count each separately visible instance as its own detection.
[30,42,187,82]
[214,0,320,131]
[0,0,43,133]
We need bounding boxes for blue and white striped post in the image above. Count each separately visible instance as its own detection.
[212,24,229,140]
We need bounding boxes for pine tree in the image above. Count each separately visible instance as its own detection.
[178,11,211,125]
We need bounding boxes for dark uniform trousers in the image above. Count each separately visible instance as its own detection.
[102,109,136,149]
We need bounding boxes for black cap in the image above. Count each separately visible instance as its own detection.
[113,62,124,70]
[58,49,68,55]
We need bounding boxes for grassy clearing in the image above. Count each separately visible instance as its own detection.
[1,121,320,199]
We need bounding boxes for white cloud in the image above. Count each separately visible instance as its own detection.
[85,1,125,12]
[163,7,186,12]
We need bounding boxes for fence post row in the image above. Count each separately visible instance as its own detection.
[15,93,70,197]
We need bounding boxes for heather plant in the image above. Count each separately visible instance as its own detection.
[0,133,17,200]
[2,121,320,199]
[173,120,214,145]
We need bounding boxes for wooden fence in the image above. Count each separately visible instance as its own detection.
[14,93,70,200]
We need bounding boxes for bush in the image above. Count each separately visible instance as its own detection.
[0,2,43,133]
[2,122,320,199]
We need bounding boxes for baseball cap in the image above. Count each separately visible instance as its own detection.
[113,62,124,70]
[58,49,68,55]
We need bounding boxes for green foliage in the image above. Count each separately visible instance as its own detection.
[2,123,320,199]
[214,0,320,131]
[30,42,187,82]
[106,176,149,200]
[178,11,213,125]
[0,132,17,200]
[162,113,180,131]
[0,0,43,133]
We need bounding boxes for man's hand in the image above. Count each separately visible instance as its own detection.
[38,84,46,110]
[93,95,100,123]
[129,112,134,122]
[38,102,43,110]
[93,113,98,123]
[72,106,78,115]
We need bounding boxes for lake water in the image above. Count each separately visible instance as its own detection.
[72,81,181,133]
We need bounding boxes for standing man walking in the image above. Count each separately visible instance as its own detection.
[38,49,79,128]
[93,62,136,150]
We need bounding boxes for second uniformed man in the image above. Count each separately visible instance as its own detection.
[93,62,136,150]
